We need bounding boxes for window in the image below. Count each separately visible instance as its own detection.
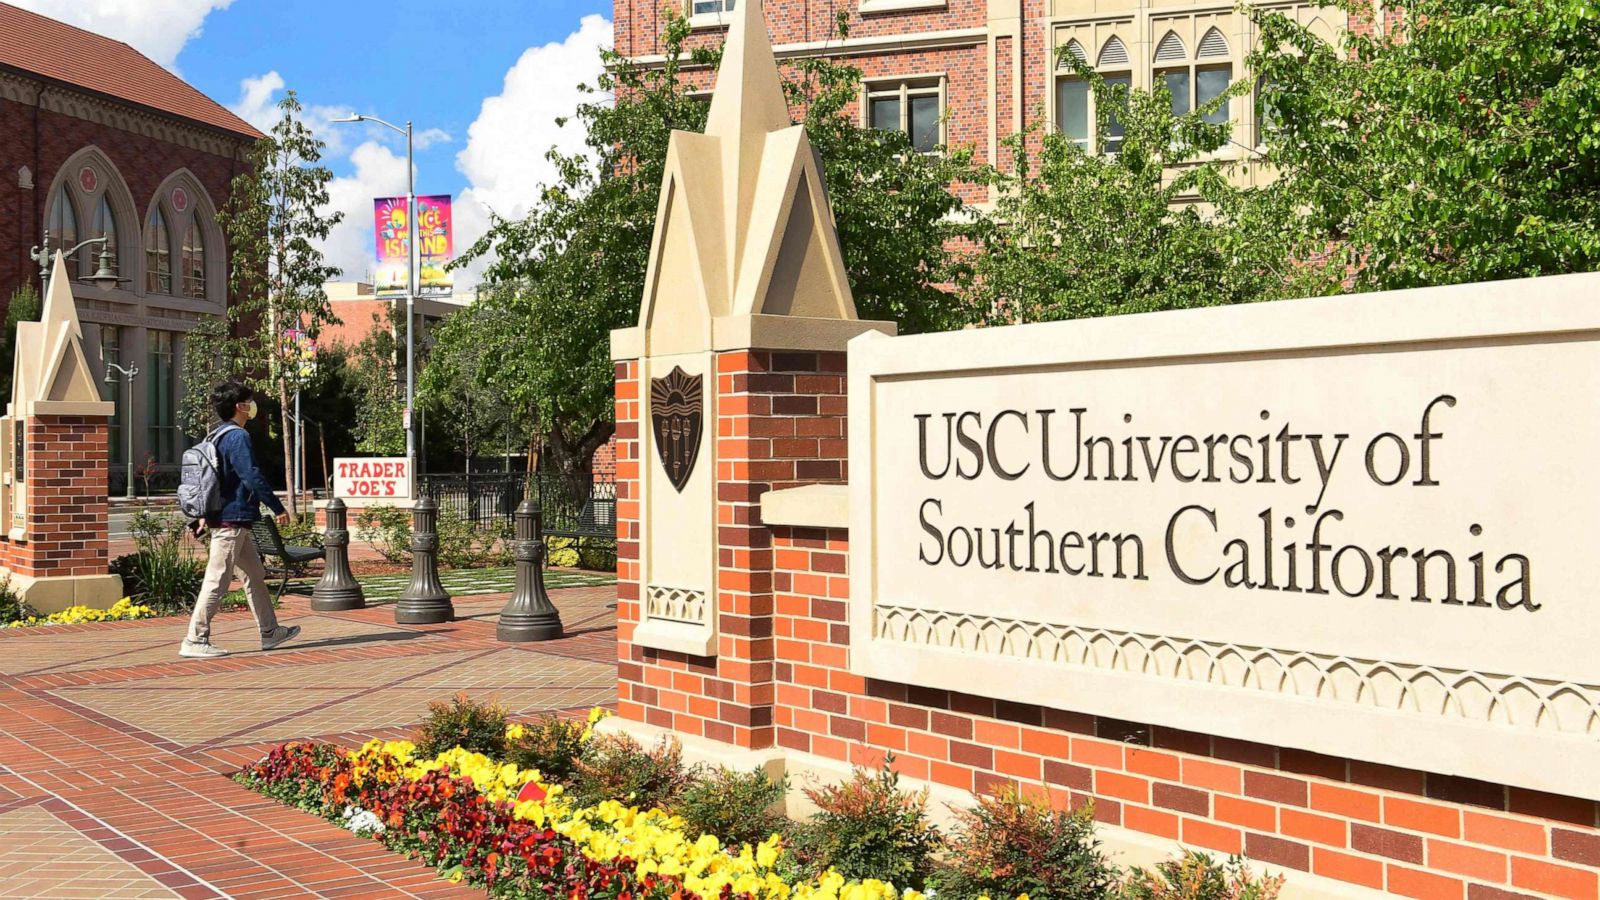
[1056,77,1090,148]
[181,221,206,298]
[47,186,77,261]
[1152,28,1232,127]
[145,207,171,294]
[866,80,944,153]
[100,326,123,465]
[148,331,179,464]
[1096,37,1132,154]
[87,195,118,279]
[1256,76,1282,146]
[692,0,733,15]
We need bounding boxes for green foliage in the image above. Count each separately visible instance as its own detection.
[218,89,344,515]
[345,307,407,456]
[942,787,1118,900]
[177,317,240,438]
[793,759,942,890]
[1119,851,1285,900]
[277,513,322,548]
[0,282,41,402]
[419,300,532,468]
[505,714,591,785]
[354,505,411,564]
[1251,0,1600,292]
[414,693,509,759]
[113,510,206,614]
[672,766,790,848]
[964,51,1295,323]
[568,732,694,811]
[0,578,29,625]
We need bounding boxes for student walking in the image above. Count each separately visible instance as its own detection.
[179,381,300,659]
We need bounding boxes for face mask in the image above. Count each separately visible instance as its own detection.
[242,400,257,420]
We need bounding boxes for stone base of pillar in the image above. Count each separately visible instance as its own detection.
[4,571,124,615]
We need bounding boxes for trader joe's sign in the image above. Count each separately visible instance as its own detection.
[333,457,411,499]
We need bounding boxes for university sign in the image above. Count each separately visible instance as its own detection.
[848,275,1600,799]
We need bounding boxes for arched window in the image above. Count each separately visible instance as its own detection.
[145,207,172,293]
[181,221,206,298]
[47,186,77,261]
[88,195,118,278]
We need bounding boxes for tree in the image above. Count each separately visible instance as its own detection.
[218,90,344,516]
[457,12,985,489]
[177,316,241,438]
[0,282,41,402]
[1251,0,1600,292]
[962,52,1297,323]
[344,307,406,456]
[418,298,531,472]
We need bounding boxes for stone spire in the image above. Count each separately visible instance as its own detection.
[11,252,103,415]
[704,0,792,300]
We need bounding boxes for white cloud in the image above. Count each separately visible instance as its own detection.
[11,0,233,71]
[321,141,411,285]
[228,71,363,156]
[229,71,285,131]
[413,128,453,151]
[452,14,612,286]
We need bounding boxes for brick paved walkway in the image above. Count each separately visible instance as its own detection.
[0,580,619,899]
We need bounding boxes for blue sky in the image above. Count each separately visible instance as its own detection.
[21,0,616,287]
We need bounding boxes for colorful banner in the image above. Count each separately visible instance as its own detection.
[374,195,454,297]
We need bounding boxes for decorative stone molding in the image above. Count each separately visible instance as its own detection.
[875,605,1600,736]
[646,585,710,626]
[0,71,252,158]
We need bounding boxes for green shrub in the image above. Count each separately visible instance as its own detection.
[435,505,479,569]
[116,510,206,613]
[942,786,1117,900]
[547,536,580,568]
[673,766,790,848]
[0,578,29,625]
[793,759,943,889]
[569,732,694,811]
[413,693,509,758]
[277,513,322,548]
[1119,852,1284,900]
[354,505,411,564]
[505,714,590,784]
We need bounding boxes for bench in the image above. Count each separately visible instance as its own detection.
[249,517,326,601]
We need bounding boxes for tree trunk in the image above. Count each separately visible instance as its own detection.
[278,375,296,519]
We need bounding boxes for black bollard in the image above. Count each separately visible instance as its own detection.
[395,496,454,624]
[497,499,564,642]
[311,498,365,611]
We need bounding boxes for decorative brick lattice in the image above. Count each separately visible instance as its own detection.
[874,606,1600,736]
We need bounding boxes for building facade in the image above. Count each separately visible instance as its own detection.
[616,0,1392,201]
[0,3,260,487]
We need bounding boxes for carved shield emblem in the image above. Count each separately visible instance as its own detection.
[650,366,703,492]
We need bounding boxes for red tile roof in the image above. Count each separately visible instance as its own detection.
[0,2,262,140]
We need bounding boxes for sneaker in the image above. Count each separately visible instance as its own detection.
[261,624,301,651]
[179,640,228,659]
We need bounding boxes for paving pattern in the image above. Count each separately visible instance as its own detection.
[0,575,620,899]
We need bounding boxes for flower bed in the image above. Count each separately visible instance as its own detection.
[238,702,1283,900]
[6,597,156,628]
[239,737,909,900]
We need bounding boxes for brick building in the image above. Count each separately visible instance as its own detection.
[0,2,260,485]
[615,0,1389,200]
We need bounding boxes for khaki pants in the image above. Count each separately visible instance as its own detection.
[186,526,280,645]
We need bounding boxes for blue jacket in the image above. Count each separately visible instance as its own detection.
[205,422,286,526]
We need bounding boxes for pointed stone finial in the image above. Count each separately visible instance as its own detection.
[704,0,790,140]
[10,252,110,415]
[705,0,790,280]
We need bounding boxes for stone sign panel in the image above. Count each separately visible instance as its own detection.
[848,274,1600,799]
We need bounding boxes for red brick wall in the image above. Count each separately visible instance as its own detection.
[616,351,848,749]
[0,99,248,318]
[5,416,109,578]
[612,348,1600,899]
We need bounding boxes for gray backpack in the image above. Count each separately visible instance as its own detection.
[177,423,241,520]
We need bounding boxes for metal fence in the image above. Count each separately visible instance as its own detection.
[419,471,617,544]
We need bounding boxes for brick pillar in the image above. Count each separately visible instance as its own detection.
[3,414,120,611]
[615,349,848,749]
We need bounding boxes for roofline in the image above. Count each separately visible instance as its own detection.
[0,62,264,143]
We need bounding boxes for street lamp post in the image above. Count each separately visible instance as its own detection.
[102,362,139,499]
[29,231,123,294]
[332,113,418,497]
